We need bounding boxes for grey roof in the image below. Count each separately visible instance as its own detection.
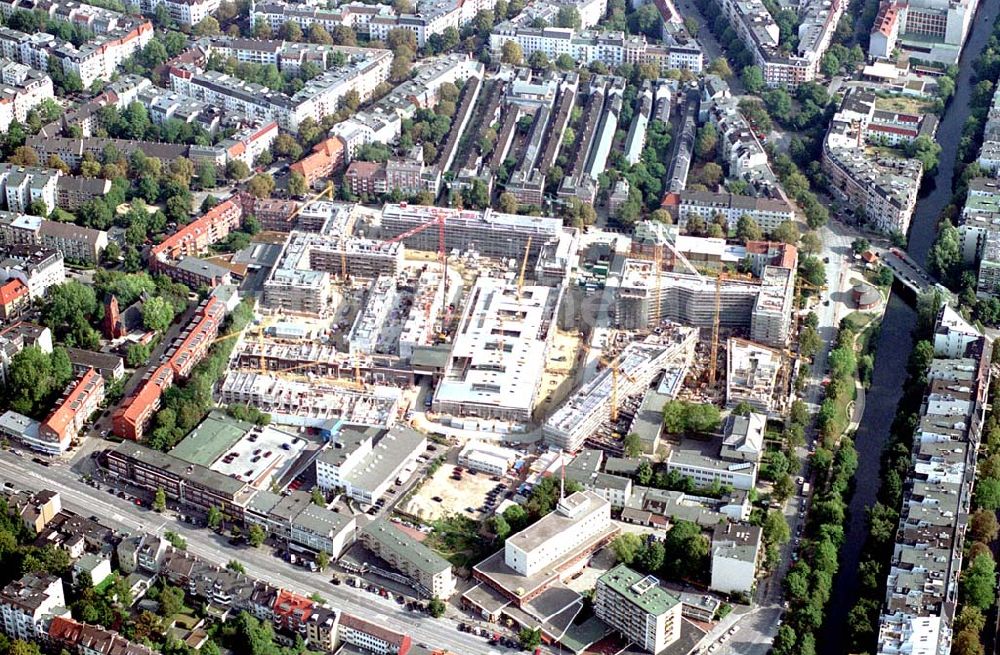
[360,519,451,576]
[293,503,352,535]
[342,426,425,492]
[111,442,248,498]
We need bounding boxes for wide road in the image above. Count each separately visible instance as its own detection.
[0,451,512,655]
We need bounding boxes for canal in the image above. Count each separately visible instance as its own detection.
[819,2,1000,650]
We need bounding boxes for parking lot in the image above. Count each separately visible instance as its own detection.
[402,458,511,522]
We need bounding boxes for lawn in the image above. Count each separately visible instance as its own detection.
[424,514,491,570]
[874,95,936,116]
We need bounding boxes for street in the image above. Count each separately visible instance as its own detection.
[0,450,513,655]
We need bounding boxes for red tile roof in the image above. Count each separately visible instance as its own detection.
[0,278,27,305]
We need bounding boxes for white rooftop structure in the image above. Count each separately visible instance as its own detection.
[432,277,558,422]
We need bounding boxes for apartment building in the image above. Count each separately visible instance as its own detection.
[128,0,219,25]
[49,617,157,655]
[38,368,103,452]
[718,0,843,87]
[671,190,795,234]
[55,176,111,212]
[150,197,243,264]
[710,522,762,595]
[489,26,704,73]
[0,59,53,132]
[64,347,124,382]
[0,573,65,642]
[359,520,456,598]
[977,85,1000,176]
[168,46,392,132]
[0,277,27,320]
[0,244,64,299]
[875,307,990,655]
[822,90,924,236]
[290,136,345,187]
[0,212,108,264]
[0,164,57,214]
[595,565,682,654]
[0,0,154,89]
[113,297,227,440]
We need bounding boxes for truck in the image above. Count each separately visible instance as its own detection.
[801,481,811,496]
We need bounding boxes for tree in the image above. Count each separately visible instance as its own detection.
[247,174,275,198]
[227,560,246,573]
[623,433,642,457]
[953,631,985,655]
[695,123,718,160]
[9,146,39,166]
[248,524,266,547]
[316,550,330,571]
[799,256,826,287]
[663,520,709,580]
[207,506,223,529]
[226,159,251,180]
[772,220,800,245]
[498,192,519,213]
[708,57,732,78]
[741,65,764,93]
[312,487,326,506]
[971,508,999,542]
[500,40,523,65]
[800,326,822,359]
[961,553,997,610]
[975,477,1000,510]
[288,171,308,198]
[556,5,581,28]
[193,16,220,36]
[697,162,723,187]
[736,215,762,242]
[518,628,542,650]
[158,584,184,617]
[611,532,643,565]
[142,296,175,333]
[153,487,166,512]
[428,597,446,618]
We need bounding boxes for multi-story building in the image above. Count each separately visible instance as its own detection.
[432,277,558,422]
[382,203,561,263]
[290,136,345,187]
[38,368,103,452]
[869,0,979,64]
[670,190,795,234]
[595,565,682,654]
[544,331,697,451]
[0,244,64,298]
[0,212,108,264]
[489,27,704,73]
[457,441,518,476]
[55,176,111,212]
[359,520,456,598]
[822,90,924,236]
[106,441,256,520]
[0,0,154,89]
[875,306,990,655]
[0,164,58,214]
[523,492,607,553]
[0,573,65,642]
[113,296,227,440]
[0,59,53,132]
[129,0,221,26]
[314,425,426,505]
[718,0,843,87]
[168,45,392,132]
[726,337,783,414]
[710,522,762,595]
[150,197,243,265]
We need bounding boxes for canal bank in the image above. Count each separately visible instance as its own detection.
[819,1,1000,650]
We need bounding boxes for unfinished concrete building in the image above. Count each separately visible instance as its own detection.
[432,277,561,421]
[544,329,698,452]
[398,270,445,360]
[726,338,782,414]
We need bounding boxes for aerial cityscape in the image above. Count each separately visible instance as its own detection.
[0,0,997,653]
